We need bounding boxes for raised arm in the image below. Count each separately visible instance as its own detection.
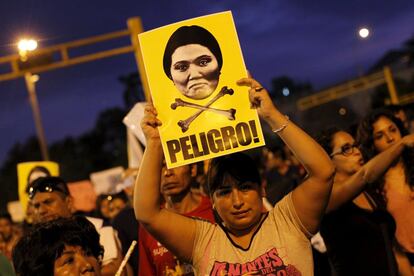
[327,133,414,212]
[133,104,197,261]
[237,77,335,234]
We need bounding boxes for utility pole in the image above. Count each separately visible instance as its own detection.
[24,72,49,160]
[0,17,146,160]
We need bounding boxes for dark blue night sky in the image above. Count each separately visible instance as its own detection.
[0,0,413,163]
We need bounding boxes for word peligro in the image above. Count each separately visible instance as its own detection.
[166,120,260,163]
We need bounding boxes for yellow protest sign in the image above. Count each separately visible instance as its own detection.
[139,11,265,168]
[17,161,59,210]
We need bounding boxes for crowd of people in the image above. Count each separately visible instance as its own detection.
[1,76,414,275]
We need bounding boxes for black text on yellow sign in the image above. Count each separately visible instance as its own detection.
[166,120,260,164]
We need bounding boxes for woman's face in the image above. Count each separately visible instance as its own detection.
[54,245,101,276]
[108,198,126,219]
[212,174,263,234]
[330,131,364,176]
[372,116,402,153]
[170,44,220,100]
[99,199,111,219]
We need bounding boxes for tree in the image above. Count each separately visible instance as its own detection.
[0,71,143,212]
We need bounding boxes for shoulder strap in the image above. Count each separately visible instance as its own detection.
[363,191,378,209]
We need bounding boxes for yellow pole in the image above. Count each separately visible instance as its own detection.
[383,66,399,104]
[24,72,50,160]
[127,17,151,102]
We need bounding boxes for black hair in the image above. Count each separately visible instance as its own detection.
[314,126,343,155]
[267,144,288,160]
[357,108,408,160]
[163,25,223,80]
[207,152,261,196]
[386,104,405,114]
[357,108,414,204]
[0,212,12,222]
[12,216,103,276]
[27,176,70,199]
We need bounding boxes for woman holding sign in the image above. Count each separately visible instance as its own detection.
[134,77,335,275]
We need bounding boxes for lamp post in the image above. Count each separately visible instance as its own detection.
[18,38,50,160]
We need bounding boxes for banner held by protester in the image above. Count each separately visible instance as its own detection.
[17,161,59,211]
[139,11,265,168]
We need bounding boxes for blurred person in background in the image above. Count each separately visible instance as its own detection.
[262,145,302,205]
[22,165,52,233]
[13,216,103,276]
[358,109,414,271]
[96,191,129,222]
[387,104,410,132]
[138,160,215,276]
[0,212,21,261]
[96,195,112,223]
[316,126,414,275]
[28,176,128,276]
[0,251,15,276]
[111,170,140,276]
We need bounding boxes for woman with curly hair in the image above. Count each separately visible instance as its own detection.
[316,126,414,275]
[357,108,414,269]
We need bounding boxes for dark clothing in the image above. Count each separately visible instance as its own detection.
[265,166,300,205]
[112,207,139,276]
[407,252,414,266]
[320,201,398,276]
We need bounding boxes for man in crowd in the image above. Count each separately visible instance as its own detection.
[0,212,21,261]
[138,160,215,276]
[28,176,126,276]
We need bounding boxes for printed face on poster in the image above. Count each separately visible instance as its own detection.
[139,11,265,168]
[17,161,60,211]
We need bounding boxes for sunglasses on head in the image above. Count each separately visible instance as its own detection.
[28,181,69,199]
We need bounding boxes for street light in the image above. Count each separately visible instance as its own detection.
[17,38,50,161]
[17,38,38,62]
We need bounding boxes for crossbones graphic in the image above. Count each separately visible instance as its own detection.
[170,86,235,132]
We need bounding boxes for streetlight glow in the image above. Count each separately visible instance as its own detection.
[358,28,370,39]
[18,39,38,52]
[17,38,38,62]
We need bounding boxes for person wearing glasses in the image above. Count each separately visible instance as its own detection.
[357,109,414,270]
[315,127,414,276]
[28,176,128,276]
